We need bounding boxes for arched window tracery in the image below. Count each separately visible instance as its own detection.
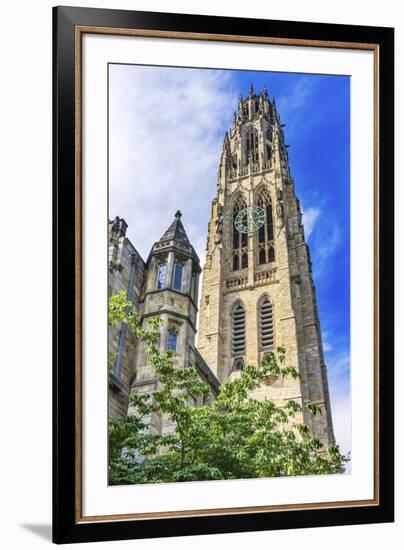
[244,127,259,166]
[256,188,275,265]
[232,194,248,271]
[232,302,246,356]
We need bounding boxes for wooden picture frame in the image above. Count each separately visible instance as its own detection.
[53,5,394,544]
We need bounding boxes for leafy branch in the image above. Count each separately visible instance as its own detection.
[108,291,349,485]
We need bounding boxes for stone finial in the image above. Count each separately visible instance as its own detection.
[249,83,254,96]
[111,216,120,232]
[110,216,127,238]
[175,210,182,219]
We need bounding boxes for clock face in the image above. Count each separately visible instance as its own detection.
[235,206,266,235]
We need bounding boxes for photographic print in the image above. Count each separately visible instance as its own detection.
[107,64,351,485]
[53,7,394,542]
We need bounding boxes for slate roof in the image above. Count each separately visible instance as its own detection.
[152,211,200,267]
[158,210,191,247]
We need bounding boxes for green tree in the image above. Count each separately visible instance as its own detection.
[108,291,348,485]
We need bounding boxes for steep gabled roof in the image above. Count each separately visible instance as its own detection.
[150,211,200,269]
[158,210,191,247]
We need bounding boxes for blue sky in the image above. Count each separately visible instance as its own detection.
[109,64,351,464]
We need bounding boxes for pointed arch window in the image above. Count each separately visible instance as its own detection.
[259,296,274,350]
[244,127,259,166]
[232,194,248,271]
[157,263,167,289]
[232,303,246,355]
[266,145,272,165]
[241,252,248,269]
[233,357,245,371]
[257,188,275,265]
[173,263,183,291]
[167,330,178,352]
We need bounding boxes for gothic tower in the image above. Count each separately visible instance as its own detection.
[197,84,335,446]
[130,211,218,436]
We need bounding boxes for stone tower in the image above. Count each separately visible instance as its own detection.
[197,84,335,446]
[130,211,219,436]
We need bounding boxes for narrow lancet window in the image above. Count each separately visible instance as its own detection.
[173,263,183,291]
[167,330,178,352]
[257,188,275,265]
[244,127,259,166]
[157,263,167,289]
[232,194,248,271]
[241,252,248,269]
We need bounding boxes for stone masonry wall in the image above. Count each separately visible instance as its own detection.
[108,220,145,420]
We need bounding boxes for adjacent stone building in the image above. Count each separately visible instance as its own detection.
[108,212,220,431]
[108,216,145,419]
[109,84,335,448]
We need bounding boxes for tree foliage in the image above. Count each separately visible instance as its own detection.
[108,291,348,485]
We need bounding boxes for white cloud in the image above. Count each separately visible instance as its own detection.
[316,224,341,260]
[321,331,332,353]
[302,206,320,240]
[329,388,352,473]
[329,352,351,380]
[277,76,315,119]
[323,343,333,354]
[109,64,237,261]
[326,351,351,472]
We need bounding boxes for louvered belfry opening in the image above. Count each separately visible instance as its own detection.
[260,297,274,350]
[232,304,246,356]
